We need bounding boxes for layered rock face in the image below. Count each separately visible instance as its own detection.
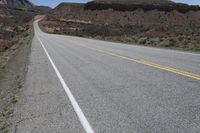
[93,0,174,4]
[0,0,33,7]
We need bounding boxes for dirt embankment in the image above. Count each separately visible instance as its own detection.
[40,2,200,51]
[0,8,35,133]
[0,26,33,133]
[0,2,50,132]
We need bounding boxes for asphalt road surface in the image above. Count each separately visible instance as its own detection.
[10,20,200,133]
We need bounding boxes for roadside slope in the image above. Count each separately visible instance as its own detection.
[0,27,33,133]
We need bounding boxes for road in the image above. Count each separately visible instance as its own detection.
[10,20,200,133]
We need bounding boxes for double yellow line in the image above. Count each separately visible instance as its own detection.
[79,44,200,81]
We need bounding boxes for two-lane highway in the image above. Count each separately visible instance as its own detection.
[11,20,200,133]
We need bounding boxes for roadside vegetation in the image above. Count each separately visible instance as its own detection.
[40,19,200,52]
[98,35,200,51]
[0,8,34,133]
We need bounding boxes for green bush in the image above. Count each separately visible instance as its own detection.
[138,37,148,44]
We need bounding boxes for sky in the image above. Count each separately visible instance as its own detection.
[30,0,200,8]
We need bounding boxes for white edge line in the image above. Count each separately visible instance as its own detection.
[36,34,94,133]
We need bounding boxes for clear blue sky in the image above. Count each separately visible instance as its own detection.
[30,0,200,8]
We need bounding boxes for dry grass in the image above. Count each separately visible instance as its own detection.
[0,23,34,133]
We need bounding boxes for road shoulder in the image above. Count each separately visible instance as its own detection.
[9,35,84,133]
[0,29,33,133]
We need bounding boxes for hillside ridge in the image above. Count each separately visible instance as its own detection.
[93,0,174,5]
[0,0,33,7]
[85,0,200,13]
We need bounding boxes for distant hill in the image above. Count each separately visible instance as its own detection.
[41,1,200,51]
[0,0,33,8]
[85,0,200,13]
[35,6,51,13]
[93,0,174,5]
[0,0,51,13]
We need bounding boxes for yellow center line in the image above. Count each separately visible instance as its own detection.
[78,44,200,80]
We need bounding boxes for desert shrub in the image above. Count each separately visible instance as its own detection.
[159,39,170,47]
[138,37,147,44]
[94,35,102,40]
[0,41,10,52]
[181,39,188,48]
[23,32,30,38]
[167,38,176,47]
[177,36,184,42]
[124,36,134,42]
[193,44,200,51]
[147,38,160,46]
[131,36,139,43]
